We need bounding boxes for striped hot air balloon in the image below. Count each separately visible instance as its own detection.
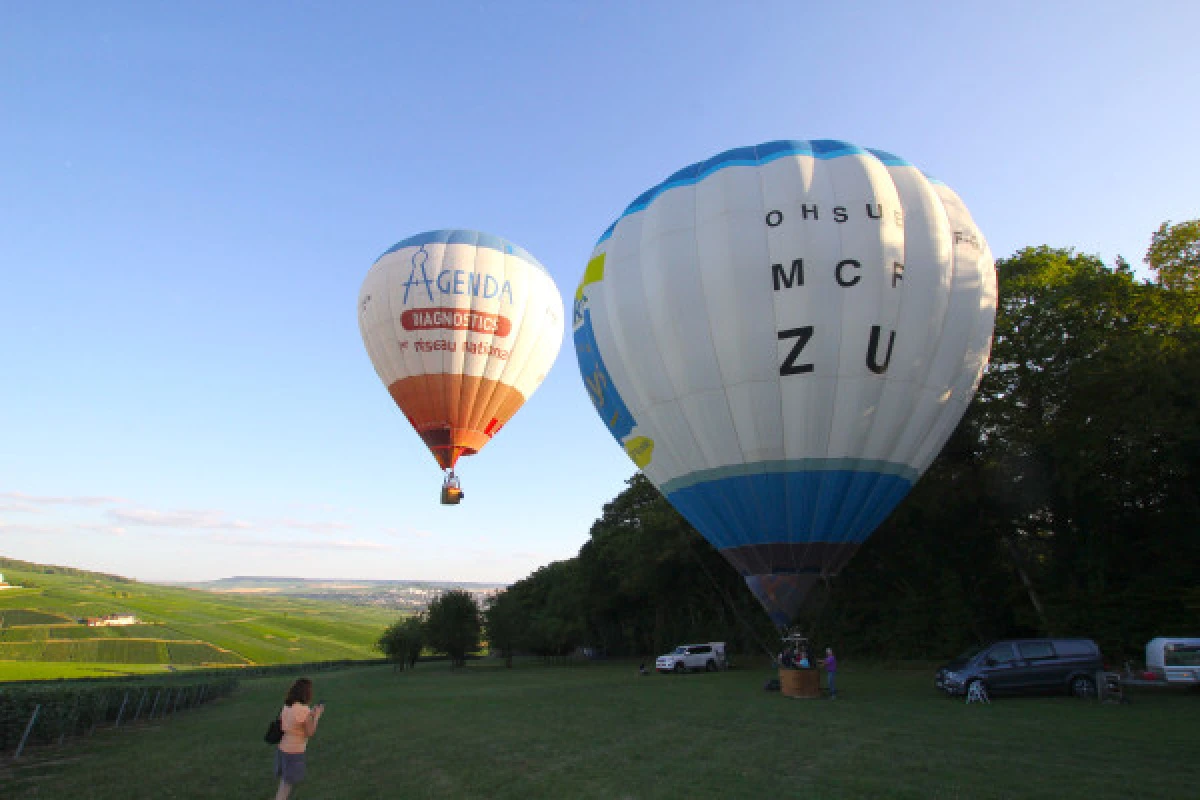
[359,230,563,500]
[573,140,997,626]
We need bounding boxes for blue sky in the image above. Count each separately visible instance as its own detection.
[1,1,1197,583]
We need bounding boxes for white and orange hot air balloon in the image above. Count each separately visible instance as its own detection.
[358,229,564,503]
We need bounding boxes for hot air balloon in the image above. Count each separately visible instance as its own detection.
[573,140,997,626]
[359,229,564,502]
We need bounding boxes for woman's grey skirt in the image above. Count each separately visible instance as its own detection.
[275,749,307,785]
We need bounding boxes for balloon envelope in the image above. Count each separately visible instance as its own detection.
[573,140,997,626]
[360,229,563,470]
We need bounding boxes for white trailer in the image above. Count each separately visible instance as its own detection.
[1146,637,1200,684]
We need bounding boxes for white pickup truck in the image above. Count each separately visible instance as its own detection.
[655,642,727,673]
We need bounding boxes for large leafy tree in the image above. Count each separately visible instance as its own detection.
[482,591,524,668]
[376,613,425,671]
[424,590,481,668]
[506,560,588,660]
[976,246,1199,652]
[1145,219,1200,291]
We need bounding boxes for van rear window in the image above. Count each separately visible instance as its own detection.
[1054,640,1097,657]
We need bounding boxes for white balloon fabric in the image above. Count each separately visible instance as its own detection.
[360,230,564,472]
[573,140,997,627]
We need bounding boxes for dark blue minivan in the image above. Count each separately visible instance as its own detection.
[935,638,1103,698]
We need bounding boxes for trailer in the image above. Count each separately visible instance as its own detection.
[1145,637,1200,685]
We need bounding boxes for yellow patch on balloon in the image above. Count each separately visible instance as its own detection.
[623,436,654,468]
[574,253,606,302]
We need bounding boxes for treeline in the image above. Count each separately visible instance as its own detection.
[483,223,1200,663]
[377,589,483,669]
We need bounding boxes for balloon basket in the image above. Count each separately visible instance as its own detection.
[440,473,464,505]
[779,667,820,698]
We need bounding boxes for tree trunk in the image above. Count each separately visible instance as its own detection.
[1003,534,1050,632]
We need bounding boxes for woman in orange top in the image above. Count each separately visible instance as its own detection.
[274,678,325,800]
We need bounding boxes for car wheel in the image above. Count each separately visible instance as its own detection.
[674,662,685,674]
[706,659,717,672]
[1070,675,1097,698]
[966,678,984,699]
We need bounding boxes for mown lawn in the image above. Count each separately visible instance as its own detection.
[3,662,1197,799]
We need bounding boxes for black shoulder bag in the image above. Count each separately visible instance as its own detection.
[264,713,283,745]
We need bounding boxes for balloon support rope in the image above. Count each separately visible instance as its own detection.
[683,538,777,661]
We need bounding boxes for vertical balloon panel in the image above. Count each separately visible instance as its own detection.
[574,141,997,627]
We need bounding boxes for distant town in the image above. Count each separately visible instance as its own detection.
[171,576,506,612]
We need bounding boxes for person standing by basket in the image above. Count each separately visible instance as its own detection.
[274,677,325,799]
[823,648,838,699]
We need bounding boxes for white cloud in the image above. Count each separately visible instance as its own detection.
[2,488,394,563]
[274,518,353,534]
[296,539,392,552]
[103,506,356,536]
[205,533,271,548]
[0,521,70,535]
[77,524,128,537]
[206,532,392,552]
[382,526,433,539]
[0,502,41,513]
[108,508,255,530]
[1,491,127,507]
[4,490,353,539]
[287,502,344,514]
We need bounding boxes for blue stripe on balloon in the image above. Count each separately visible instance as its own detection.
[573,309,637,441]
[865,148,914,167]
[595,139,878,245]
[660,458,920,494]
[665,468,914,552]
[376,229,549,275]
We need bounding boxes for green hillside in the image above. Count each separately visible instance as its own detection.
[0,609,73,626]
[0,557,396,680]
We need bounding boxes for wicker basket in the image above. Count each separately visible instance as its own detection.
[779,667,821,698]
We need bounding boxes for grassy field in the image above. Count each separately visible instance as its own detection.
[0,609,74,626]
[0,562,397,678]
[3,661,1197,799]
[0,638,247,665]
[0,662,185,681]
[0,623,192,640]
